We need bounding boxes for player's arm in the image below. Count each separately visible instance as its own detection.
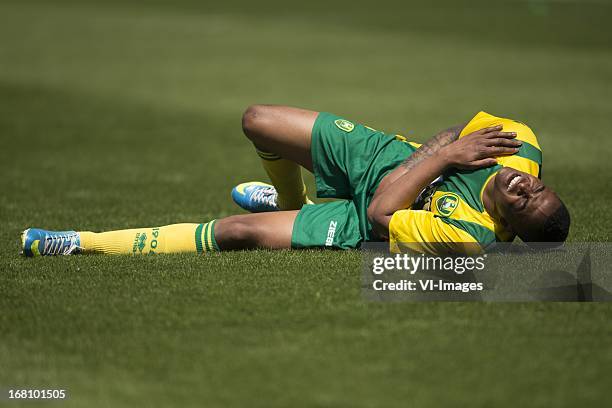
[368,126,520,239]
[375,124,466,194]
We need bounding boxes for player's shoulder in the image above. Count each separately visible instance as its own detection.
[463,111,543,177]
[462,111,540,150]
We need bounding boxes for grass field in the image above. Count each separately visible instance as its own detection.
[1,0,612,406]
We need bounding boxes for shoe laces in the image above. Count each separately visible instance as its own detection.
[43,232,80,255]
[250,186,277,207]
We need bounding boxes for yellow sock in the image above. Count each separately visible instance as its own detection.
[256,149,311,210]
[78,221,219,255]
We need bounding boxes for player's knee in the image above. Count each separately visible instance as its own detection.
[241,104,268,140]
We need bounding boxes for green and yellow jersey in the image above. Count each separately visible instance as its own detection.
[388,111,543,255]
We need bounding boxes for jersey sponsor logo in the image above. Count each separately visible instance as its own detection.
[325,220,338,246]
[334,119,354,133]
[435,193,460,217]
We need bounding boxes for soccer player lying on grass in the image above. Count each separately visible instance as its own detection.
[21,106,570,257]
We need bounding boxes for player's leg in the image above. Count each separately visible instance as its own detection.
[241,105,317,210]
[240,108,375,214]
[242,104,316,170]
[21,211,299,256]
[214,211,297,250]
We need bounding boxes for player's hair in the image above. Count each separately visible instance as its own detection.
[523,199,571,249]
[541,201,571,242]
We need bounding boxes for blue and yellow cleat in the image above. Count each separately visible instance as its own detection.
[231,181,279,213]
[21,228,81,257]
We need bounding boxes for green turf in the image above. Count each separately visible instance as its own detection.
[1,0,612,406]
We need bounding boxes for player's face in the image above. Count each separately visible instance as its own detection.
[492,168,560,239]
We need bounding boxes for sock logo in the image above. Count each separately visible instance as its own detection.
[325,220,338,246]
[132,228,160,254]
[150,228,160,253]
[133,232,148,254]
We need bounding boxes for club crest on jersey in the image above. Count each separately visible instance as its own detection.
[334,119,354,133]
[435,193,459,217]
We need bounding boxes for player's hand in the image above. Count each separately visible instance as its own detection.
[438,125,521,170]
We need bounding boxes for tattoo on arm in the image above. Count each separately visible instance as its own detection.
[401,124,466,171]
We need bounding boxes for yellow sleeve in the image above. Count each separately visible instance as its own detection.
[460,111,541,150]
[496,155,539,178]
[388,210,483,255]
[461,111,542,178]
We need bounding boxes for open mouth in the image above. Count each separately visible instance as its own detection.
[507,174,522,192]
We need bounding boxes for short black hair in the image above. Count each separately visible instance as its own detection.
[540,201,571,242]
[523,200,571,248]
